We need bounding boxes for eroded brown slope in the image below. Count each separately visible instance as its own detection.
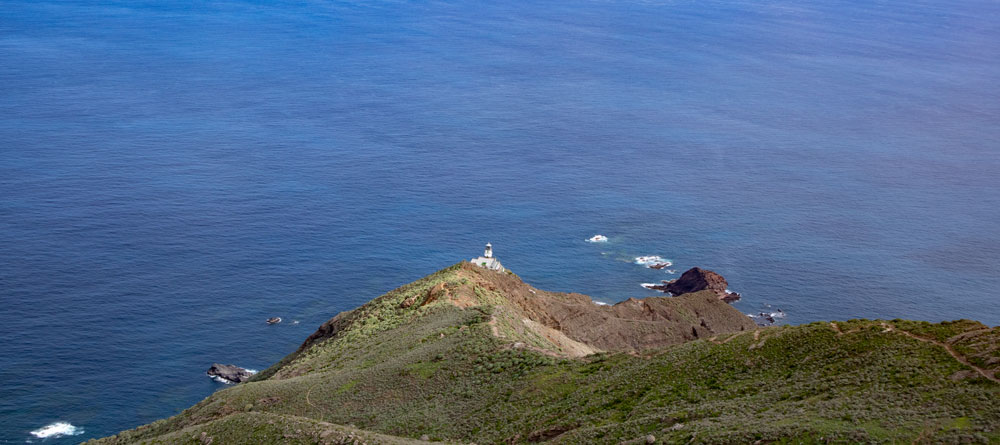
[454,262,756,353]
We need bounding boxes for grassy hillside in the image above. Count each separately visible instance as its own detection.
[91,264,1000,444]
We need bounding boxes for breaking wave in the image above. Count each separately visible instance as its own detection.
[586,234,609,243]
[30,422,83,439]
[211,375,234,384]
[747,307,787,326]
[634,255,672,269]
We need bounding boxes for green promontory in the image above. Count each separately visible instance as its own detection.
[92,263,1000,444]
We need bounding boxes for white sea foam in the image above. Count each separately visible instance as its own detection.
[592,300,610,306]
[634,256,672,269]
[640,283,659,290]
[747,308,787,326]
[30,422,83,439]
[586,234,608,243]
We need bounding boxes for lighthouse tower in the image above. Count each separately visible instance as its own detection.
[471,242,504,272]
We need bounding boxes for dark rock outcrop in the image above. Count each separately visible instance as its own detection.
[207,363,254,383]
[650,267,741,302]
[665,267,727,296]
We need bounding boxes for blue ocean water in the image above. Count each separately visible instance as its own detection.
[2,0,999,442]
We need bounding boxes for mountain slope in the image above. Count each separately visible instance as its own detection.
[91,263,1000,444]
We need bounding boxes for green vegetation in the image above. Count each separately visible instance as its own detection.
[92,264,1000,444]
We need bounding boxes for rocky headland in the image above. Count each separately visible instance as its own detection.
[92,262,1000,444]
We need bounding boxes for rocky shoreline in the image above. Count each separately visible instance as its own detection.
[207,363,255,384]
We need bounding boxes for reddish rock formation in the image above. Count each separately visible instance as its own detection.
[652,267,741,302]
[665,267,727,295]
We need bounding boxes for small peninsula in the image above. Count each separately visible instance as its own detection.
[92,259,1000,444]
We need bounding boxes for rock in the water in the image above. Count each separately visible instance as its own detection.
[642,282,671,292]
[646,268,741,302]
[207,363,254,384]
[663,267,735,301]
[266,317,282,325]
[721,290,741,303]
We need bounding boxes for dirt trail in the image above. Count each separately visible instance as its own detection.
[721,332,745,344]
[830,322,866,336]
[306,384,316,408]
[709,333,745,345]
[881,322,999,384]
[305,382,331,417]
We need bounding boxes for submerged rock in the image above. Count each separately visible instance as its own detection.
[207,363,254,384]
[748,308,786,326]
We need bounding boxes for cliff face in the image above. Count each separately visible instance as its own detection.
[92,263,1000,445]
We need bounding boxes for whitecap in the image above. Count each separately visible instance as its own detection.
[30,422,83,439]
[640,283,658,290]
[586,234,608,243]
[634,255,672,269]
[592,300,610,306]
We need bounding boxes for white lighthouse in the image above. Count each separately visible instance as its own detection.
[471,242,504,272]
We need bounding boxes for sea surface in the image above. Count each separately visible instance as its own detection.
[2,0,999,442]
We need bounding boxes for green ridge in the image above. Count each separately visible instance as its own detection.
[91,264,1000,444]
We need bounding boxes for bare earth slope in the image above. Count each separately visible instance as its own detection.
[452,262,756,353]
[91,263,1000,444]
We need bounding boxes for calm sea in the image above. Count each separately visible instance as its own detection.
[2,0,999,442]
